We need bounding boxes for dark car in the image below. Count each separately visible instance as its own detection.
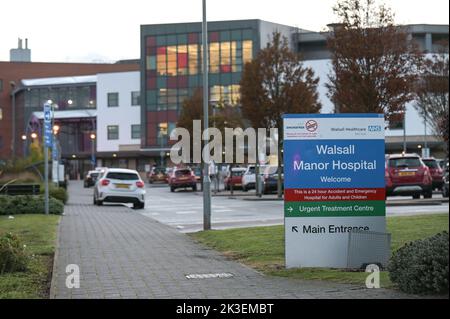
[385,154,433,199]
[84,170,100,188]
[422,158,444,190]
[147,167,168,184]
[442,163,449,198]
[168,168,197,192]
[261,166,284,194]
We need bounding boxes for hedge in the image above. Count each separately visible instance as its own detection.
[389,231,449,295]
[0,195,64,215]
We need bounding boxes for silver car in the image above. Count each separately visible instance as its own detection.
[93,168,146,209]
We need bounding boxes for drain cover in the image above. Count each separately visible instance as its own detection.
[185,273,234,279]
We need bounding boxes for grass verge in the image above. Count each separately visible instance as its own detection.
[0,214,60,299]
[190,214,449,289]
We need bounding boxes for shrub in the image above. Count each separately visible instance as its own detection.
[0,233,29,274]
[389,231,449,295]
[0,195,64,215]
[40,186,68,204]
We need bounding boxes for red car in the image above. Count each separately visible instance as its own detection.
[168,168,197,192]
[422,158,444,190]
[224,167,246,190]
[385,154,433,199]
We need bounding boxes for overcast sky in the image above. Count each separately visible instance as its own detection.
[0,0,448,63]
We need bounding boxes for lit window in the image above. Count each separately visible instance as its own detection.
[209,42,220,73]
[167,46,177,76]
[188,44,198,75]
[243,40,253,64]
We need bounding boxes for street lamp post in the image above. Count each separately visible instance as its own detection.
[90,133,96,170]
[202,0,212,231]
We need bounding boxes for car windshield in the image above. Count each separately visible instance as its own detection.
[389,158,422,168]
[231,170,245,176]
[247,167,255,174]
[175,170,191,177]
[91,173,99,178]
[423,160,439,169]
[106,172,140,180]
[153,168,165,174]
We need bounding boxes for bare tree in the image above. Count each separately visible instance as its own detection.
[326,0,422,124]
[240,32,321,198]
[414,41,449,157]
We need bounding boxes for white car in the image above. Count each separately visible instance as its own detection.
[242,165,267,192]
[93,168,146,209]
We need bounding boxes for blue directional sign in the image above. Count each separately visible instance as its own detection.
[43,103,53,148]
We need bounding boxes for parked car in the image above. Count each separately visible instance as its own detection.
[241,165,268,192]
[261,166,284,194]
[93,168,146,209]
[442,163,449,198]
[224,167,246,190]
[385,154,433,199]
[147,167,168,184]
[192,166,202,182]
[168,167,197,192]
[422,158,444,190]
[84,170,101,188]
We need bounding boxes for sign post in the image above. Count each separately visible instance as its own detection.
[283,114,386,268]
[43,103,53,215]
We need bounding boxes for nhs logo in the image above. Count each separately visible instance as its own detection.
[368,125,382,132]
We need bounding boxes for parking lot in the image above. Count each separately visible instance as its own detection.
[138,182,449,233]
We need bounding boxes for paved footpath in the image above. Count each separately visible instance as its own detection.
[51,182,415,299]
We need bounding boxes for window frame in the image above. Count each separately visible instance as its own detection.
[131,91,140,106]
[107,125,119,140]
[131,124,141,139]
[107,92,119,107]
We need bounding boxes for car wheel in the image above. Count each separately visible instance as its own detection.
[412,194,420,199]
[170,186,175,192]
[96,199,103,206]
[93,196,97,205]
[423,191,433,199]
[242,185,248,192]
[192,184,197,191]
[134,202,144,209]
[443,188,449,198]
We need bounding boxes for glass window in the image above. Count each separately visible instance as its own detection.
[147,56,156,70]
[243,40,253,64]
[107,125,119,140]
[147,90,158,105]
[232,41,243,72]
[131,124,141,139]
[188,44,198,75]
[389,157,422,168]
[108,92,119,107]
[167,46,177,76]
[177,44,188,75]
[157,46,167,76]
[220,42,231,73]
[106,172,139,180]
[131,91,140,106]
[209,42,220,73]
